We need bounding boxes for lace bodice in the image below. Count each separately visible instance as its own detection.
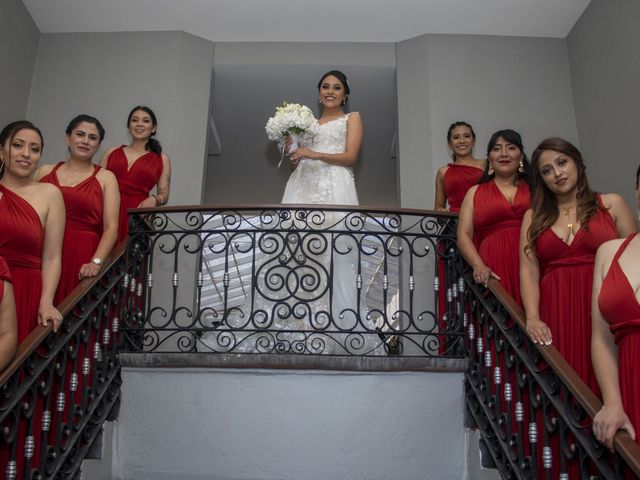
[281,114,358,205]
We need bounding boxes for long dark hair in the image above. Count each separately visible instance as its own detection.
[0,120,44,179]
[478,129,531,189]
[127,106,162,155]
[66,114,106,142]
[526,137,600,253]
[446,121,476,161]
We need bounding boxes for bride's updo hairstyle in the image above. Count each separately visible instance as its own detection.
[127,105,162,155]
[317,70,351,96]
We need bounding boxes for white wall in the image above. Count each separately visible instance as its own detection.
[396,34,579,209]
[26,31,214,205]
[0,0,40,126]
[114,368,465,480]
[567,0,640,209]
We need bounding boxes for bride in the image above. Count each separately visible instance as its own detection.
[282,70,362,205]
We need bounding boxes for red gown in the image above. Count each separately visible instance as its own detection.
[473,180,530,303]
[437,164,483,353]
[0,256,10,299]
[40,163,103,304]
[597,233,640,445]
[105,146,162,242]
[443,163,484,212]
[0,185,44,342]
[536,200,616,393]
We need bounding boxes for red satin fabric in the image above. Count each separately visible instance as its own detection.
[105,146,162,241]
[473,180,530,304]
[598,233,640,445]
[40,163,103,303]
[0,185,43,342]
[0,256,11,298]
[442,163,484,212]
[536,200,617,393]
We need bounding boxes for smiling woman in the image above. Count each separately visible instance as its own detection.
[0,120,65,340]
[36,114,120,303]
[101,105,171,242]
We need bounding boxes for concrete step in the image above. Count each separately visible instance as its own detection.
[79,421,115,480]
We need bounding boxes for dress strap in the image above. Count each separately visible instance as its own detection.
[90,164,101,178]
[612,233,638,265]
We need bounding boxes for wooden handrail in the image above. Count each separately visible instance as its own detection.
[487,278,640,476]
[0,239,128,386]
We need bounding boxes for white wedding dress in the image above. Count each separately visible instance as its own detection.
[281,114,359,205]
[199,114,383,355]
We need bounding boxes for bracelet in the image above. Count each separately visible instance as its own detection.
[153,195,161,207]
[155,194,165,206]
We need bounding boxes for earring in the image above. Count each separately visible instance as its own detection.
[518,159,524,173]
[488,164,494,176]
[0,160,4,178]
[318,97,323,104]
[342,97,347,106]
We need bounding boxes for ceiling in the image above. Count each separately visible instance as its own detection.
[22,0,591,43]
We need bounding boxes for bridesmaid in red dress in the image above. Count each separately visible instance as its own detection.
[0,256,17,370]
[101,106,171,242]
[36,115,119,303]
[457,129,531,301]
[592,233,640,452]
[0,121,65,341]
[434,122,485,352]
[520,138,636,477]
[434,121,485,212]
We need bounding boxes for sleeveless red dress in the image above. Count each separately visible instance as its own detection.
[0,185,44,342]
[536,200,616,393]
[473,180,530,303]
[443,163,484,212]
[105,146,162,241]
[0,256,11,299]
[437,164,484,353]
[598,233,640,445]
[40,163,103,303]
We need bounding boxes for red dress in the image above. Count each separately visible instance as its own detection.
[437,164,483,353]
[40,163,103,303]
[536,201,616,393]
[0,256,11,299]
[597,233,640,445]
[443,163,484,212]
[105,146,162,241]
[0,185,44,342]
[473,180,530,303]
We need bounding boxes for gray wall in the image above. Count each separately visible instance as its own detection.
[27,31,214,205]
[0,0,40,126]
[567,0,640,209]
[115,368,465,480]
[396,34,579,209]
[205,43,398,207]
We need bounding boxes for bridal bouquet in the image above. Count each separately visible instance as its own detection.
[265,102,319,167]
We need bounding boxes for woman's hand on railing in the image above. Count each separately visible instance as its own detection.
[78,262,101,280]
[593,403,636,452]
[472,264,500,287]
[525,316,552,346]
[38,302,62,333]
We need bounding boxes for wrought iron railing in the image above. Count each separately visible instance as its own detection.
[458,256,640,478]
[122,205,465,357]
[0,241,131,479]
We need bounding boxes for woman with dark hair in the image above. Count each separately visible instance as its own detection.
[37,115,119,302]
[0,257,17,370]
[457,129,531,302]
[434,121,485,212]
[101,106,171,241]
[520,137,636,391]
[284,70,362,204]
[0,120,65,341]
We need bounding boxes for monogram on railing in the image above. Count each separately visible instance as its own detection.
[123,206,464,357]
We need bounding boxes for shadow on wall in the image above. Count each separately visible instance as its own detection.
[204,64,398,207]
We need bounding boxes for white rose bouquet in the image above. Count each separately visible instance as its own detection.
[265,102,319,167]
